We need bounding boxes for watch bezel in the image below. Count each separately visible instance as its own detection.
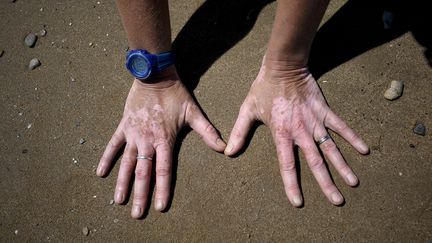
[126,51,153,80]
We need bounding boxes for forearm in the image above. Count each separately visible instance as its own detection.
[116,0,171,53]
[266,0,330,66]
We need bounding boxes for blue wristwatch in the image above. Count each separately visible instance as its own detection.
[125,49,175,80]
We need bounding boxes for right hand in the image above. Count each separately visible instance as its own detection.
[97,67,226,218]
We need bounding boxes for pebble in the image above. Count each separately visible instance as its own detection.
[27,123,32,129]
[109,199,114,205]
[113,219,119,223]
[384,80,403,100]
[29,58,41,70]
[79,138,86,144]
[413,122,426,136]
[82,227,89,236]
[38,29,47,37]
[24,33,37,47]
[14,230,18,235]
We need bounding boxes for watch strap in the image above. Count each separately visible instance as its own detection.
[155,51,175,72]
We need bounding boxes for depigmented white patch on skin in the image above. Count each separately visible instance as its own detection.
[226,61,368,206]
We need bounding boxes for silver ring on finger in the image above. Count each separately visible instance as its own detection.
[316,134,331,145]
[136,155,153,161]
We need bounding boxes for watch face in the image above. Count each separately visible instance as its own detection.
[131,55,148,72]
[127,53,151,79]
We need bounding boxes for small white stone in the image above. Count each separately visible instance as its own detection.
[27,123,32,129]
[69,22,72,26]
[399,172,403,176]
[93,195,97,198]
[14,230,18,235]
[38,29,47,37]
[40,7,43,11]
[82,227,89,236]
[384,80,404,100]
[113,219,119,223]
[109,199,114,205]
[89,42,93,46]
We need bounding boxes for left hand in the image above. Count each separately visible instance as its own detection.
[224,59,369,206]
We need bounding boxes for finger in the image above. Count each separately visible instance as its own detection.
[153,143,173,212]
[315,127,358,187]
[297,135,344,205]
[131,145,154,219]
[97,128,125,177]
[114,143,137,205]
[325,111,369,154]
[188,106,226,152]
[225,102,255,156]
[273,135,303,207]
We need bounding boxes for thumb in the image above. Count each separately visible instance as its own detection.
[187,104,226,152]
[225,101,255,156]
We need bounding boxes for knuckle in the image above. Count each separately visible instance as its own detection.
[321,141,337,153]
[156,166,171,177]
[133,193,147,202]
[336,121,348,131]
[155,187,170,197]
[309,157,325,171]
[279,161,296,174]
[274,125,291,139]
[232,127,243,139]
[349,132,360,143]
[135,168,150,179]
[205,123,216,134]
[285,183,299,193]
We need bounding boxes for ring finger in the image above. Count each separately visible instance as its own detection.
[314,127,358,187]
[131,144,154,219]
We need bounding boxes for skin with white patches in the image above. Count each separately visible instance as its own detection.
[225,61,369,206]
[97,68,226,218]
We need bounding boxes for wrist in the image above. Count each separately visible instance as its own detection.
[134,65,179,89]
[263,50,308,70]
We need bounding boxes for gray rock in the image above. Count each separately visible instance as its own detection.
[413,123,426,136]
[82,227,89,236]
[79,138,86,144]
[29,58,41,70]
[24,33,37,47]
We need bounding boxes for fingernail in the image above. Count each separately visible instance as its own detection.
[331,191,343,204]
[292,195,302,207]
[132,205,142,218]
[346,173,358,186]
[96,166,104,176]
[225,142,234,154]
[115,191,124,204]
[155,200,164,211]
[216,138,226,147]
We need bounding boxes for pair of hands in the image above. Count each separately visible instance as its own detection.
[96,61,368,219]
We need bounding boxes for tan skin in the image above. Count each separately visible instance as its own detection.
[97,0,369,218]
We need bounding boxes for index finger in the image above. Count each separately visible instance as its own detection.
[97,127,125,177]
